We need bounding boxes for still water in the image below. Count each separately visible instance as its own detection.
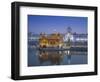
[28,47,87,67]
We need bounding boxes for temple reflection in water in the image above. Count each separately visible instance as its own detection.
[37,49,83,65]
[28,27,87,66]
[28,48,87,66]
[38,51,64,65]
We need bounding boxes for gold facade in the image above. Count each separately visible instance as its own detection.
[39,33,63,48]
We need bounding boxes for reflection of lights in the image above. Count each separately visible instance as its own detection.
[64,51,68,54]
[68,50,70,55]
[59,51,62,54]
[64,50,70,55]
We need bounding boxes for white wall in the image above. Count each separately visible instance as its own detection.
[0,0,99,82]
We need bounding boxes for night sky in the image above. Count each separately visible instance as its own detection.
[28,15,88,34]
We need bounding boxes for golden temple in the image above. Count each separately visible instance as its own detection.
[39,32,63,48]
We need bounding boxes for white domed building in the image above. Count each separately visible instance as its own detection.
[63,32,74,42]
[63,27,74,48]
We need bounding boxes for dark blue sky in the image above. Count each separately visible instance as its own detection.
[28,15,87,34]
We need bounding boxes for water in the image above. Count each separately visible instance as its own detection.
[28,47,87,67]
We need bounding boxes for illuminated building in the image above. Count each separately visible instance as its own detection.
[39,32,63,48]
[39,32,48,48]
